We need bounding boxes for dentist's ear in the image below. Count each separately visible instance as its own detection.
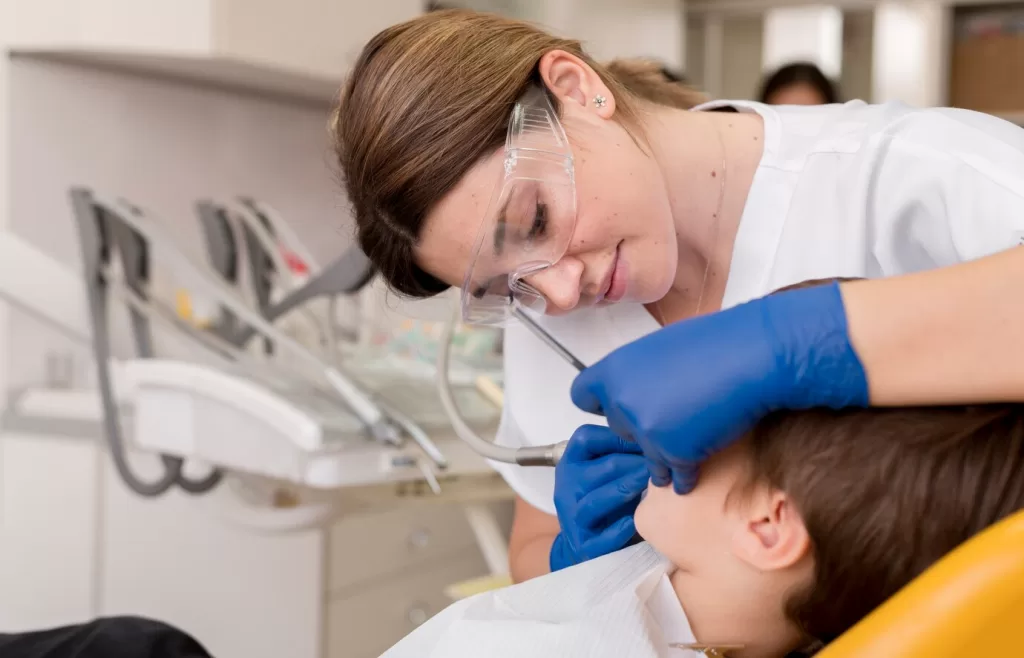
[731,488,811,571]
[537,49,616,119]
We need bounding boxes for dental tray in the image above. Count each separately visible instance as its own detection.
[119,359,497,488]
[2,359,500,489]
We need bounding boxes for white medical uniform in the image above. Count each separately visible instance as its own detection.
[380,543,695,658]
[494,99,1024,515]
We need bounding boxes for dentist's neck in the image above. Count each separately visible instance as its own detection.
[642,106,763,323]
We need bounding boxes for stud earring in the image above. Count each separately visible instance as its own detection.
[593,95,607,109]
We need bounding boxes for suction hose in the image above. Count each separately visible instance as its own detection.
[436,305,566,467]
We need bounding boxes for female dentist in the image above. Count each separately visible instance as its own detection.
[332,9,1024,581]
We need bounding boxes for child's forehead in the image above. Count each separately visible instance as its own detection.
[694,441,759,498]
[711,438,756,473]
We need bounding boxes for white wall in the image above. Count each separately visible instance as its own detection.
[6,57,352,390]
[686,16,706,87]
[0,10,12,402]
[536,0,686,70]
[841,9,874,102]
[763,5,843,78]
[460,0,687,69]
[214,0,425,78]
[873,1,951,107]
[721,14,763,100]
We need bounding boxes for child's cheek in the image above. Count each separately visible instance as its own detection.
[634,485,666,544]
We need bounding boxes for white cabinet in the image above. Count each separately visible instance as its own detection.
[0,427,503,657]
[0,433,101,631]
[327,551,489,658]
[328,504,483,594]
[4,0,425,103]
[99,467,325,658]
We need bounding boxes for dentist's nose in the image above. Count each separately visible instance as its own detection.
[526,259,584,313]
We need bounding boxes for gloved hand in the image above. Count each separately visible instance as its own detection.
[549,424,650,572]
[571,281,869,494]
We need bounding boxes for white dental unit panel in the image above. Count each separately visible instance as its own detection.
[0,2,509,654]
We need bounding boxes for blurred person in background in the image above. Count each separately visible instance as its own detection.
[759,62,839,105]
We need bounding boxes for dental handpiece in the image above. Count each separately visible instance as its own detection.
[506,306,586,466]
[510,306,587,372]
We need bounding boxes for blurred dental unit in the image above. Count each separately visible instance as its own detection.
[0,189,513,656]
[0,2,530,652]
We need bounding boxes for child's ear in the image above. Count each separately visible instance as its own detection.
[730,488,810,571]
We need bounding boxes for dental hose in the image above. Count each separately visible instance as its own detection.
[437,304,583,467]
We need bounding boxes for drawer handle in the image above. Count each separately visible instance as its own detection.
[408,528,431,550]
[407,603,430,627]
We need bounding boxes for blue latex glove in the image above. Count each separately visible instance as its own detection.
[549,424,650,572]
[570,281,869,494]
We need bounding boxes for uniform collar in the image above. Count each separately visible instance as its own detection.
[691,99,781,168]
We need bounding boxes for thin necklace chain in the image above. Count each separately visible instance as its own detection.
[655,115,727,325]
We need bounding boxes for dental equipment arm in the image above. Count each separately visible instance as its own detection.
[242,198,320,272]
[195,200,243,337]
[234,247,375,338]
[72,189,224,497]
[0,231,92,344]
[196,200,327,351]
[438,304,585,467]
[196,198,447,468]
[76,189,400,445]
[196,199,374,343]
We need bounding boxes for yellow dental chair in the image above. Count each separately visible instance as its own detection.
[819,508,1024,657]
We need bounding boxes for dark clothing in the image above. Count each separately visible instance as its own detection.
[0,617,213,658]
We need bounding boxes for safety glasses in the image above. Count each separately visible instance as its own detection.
[460,84,577,326]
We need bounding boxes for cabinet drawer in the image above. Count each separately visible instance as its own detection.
[326,550,489,658]
[328,504,480,594]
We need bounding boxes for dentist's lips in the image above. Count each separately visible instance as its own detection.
[605,244,628,303]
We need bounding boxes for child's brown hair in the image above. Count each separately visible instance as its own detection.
[752,278,1024,649]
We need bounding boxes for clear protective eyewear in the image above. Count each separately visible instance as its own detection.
[460,84,577,327]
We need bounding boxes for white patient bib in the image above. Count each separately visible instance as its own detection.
[380,543,696,658]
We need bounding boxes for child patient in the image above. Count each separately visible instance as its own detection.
[380,281,1024,658]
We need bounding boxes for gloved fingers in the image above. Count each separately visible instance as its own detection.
[582,516,637,561]
[671,465,699,495]
[575,469,650,529]
[568,452,648,491]
[548,533,576,573]
[569,366,607,416]
[563,425,644,464]
[646,456,671,488]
